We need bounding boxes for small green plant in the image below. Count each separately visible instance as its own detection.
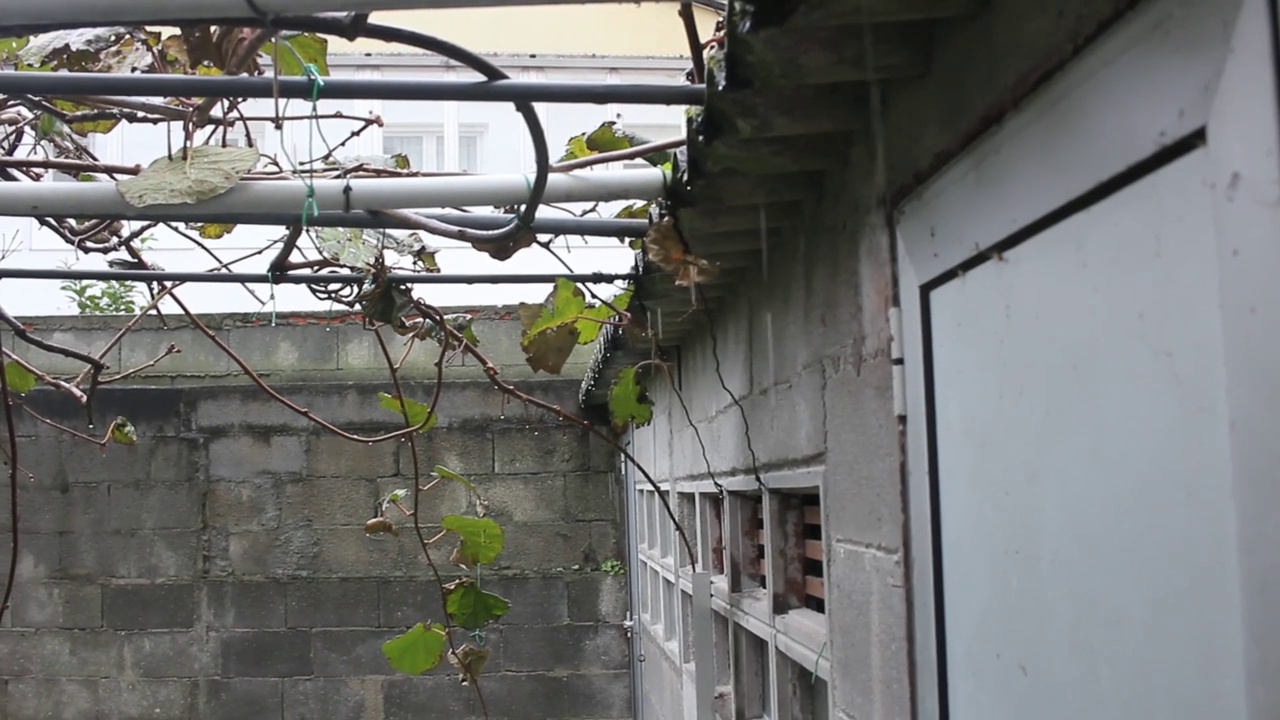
[600,558,626,576]
[60,272,143,315]
[59,237,153,315]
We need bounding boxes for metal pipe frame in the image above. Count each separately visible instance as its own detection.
[0,268,637,285]
[0,72,705,106]
[41,210,648,237]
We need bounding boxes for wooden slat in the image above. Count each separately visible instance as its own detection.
[804,575,826,600]
[804,539,824,561]
[803,505,822,525]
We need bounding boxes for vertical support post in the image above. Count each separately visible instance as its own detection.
[692,571,714,720]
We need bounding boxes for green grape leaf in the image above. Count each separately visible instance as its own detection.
[117,146,259,207]
[316,228,378,268]
[521,277,587,340]
[434,466,477,493]
[19,27,129,71]
[609,366,653,430]
[378,392,438,433]
[576,287,632,345]
[0,37,28,63]
[110,416,138,445]
[262,32,330,77]
[444,580,511,630]
[441,515,504,566]
[2,362,37,394]
[613,202,651,220]
[382,622,447,675]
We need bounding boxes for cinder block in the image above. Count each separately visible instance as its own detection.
[9,326,121,374]
[59,531,201,580]
[103,584,196,630]
[311,629,397,677]
[208,435,306,480]
[475,474,566,523]
[122,631,209,678]
[493,426,589,475]
[58,436,201,485]
[227,323,339,372]
[1,533,59,582]
[28,629,124,677]
[822,357,902,548]
[382,675,474,718]
[7,581,101,629]
[311,528,440,577]
[378,580,444,629]
[5,678,100,720]
[827,543,910,720]
[284,678,383,720]
[227,527,319,578]
[199,679,283,720]
[99,679,196,720]
[193,388,312,431]
[399,426,494,476]
[17,484,110,534]
[501,624,628,673]
[495,523,595,571]
[564,472,621,522]
[474,672,568,720]
[218,630,313,677]
[0,629,36,676]
[121,327,231,375]
[561,671,632,718]
[106,483,204,531]
[306,434,398,478]
[206,582,287,629]
[207,480,283,531]
[286,580,380,628]
[281,477,379,527]
[566,575,629,624]
[481,577,568,626]
[587,433,619,472]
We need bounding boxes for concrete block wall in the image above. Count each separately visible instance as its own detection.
[0,312,630,720]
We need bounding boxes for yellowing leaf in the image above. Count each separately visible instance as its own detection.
[442,515,504,566]
[609,366,653,430]
[190,222,236,239]
[382,622,447,675]
[644,217,718,287]
[2,362,37,394]
[117,146,259,208]
[378,392,438,433]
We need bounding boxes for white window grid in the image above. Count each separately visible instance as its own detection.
[382,125,487,173]
[632,467,831,720]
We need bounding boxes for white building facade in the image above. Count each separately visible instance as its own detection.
[0,52,690,315]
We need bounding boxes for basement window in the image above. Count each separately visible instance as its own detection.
[802,495,825,614]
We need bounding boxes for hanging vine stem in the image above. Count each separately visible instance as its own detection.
[372,325,491,719]
[411,298,697,567]
[0,328,20,628]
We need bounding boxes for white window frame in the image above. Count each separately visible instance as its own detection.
[382,126,446,172]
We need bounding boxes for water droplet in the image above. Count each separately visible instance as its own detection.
[87,424,94,430]
[367,442,373,446]
[499,415,505,420]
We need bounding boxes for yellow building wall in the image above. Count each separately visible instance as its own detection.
[329,3,720,56]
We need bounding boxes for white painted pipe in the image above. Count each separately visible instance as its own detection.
[4,0,655,31]
[0,168,668,220]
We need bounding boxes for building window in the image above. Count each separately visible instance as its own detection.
[802,494,825,613]
[458,131,482,173]
[384,131,444,172]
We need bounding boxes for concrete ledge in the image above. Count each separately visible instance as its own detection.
[8,306,595,385]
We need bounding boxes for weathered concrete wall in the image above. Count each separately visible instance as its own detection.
[632,2,1142,719]
[0,312,629,720]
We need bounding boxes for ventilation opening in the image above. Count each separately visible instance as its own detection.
[803,494,824,613]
